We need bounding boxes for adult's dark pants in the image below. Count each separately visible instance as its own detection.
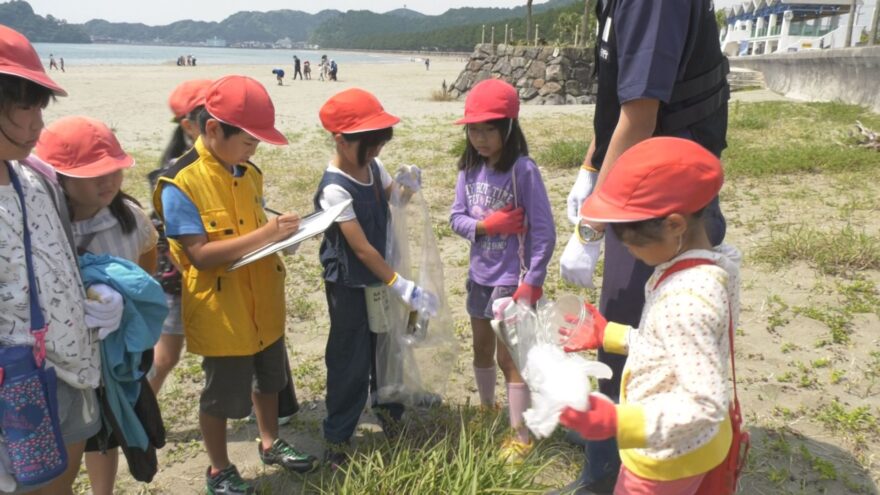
[294,68,303,80]
[577,196,726,486]
[323,280,404,444]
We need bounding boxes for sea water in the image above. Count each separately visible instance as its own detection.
[32,42,412,66]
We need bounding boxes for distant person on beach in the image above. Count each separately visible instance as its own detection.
[425,58,430,70]
[292,55,303,80]
[191,56,197,66]
[177,55,185,66]
[272,68,285,86]
[49,52,59,70]
[320,54,329,81]
[329,59,338,81]
[59,57,65,72]
[303,60,311,80]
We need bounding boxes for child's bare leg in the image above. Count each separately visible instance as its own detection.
[252,390,279,450]
[200,412,230,471]
[472,317,497,407]
[84,448,119,495]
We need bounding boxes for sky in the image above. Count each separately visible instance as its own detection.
[24,0,554,25]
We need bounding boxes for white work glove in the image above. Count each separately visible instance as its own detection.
[84,283,124,340]
[388,273,439,317]
[394,164,422,193]
[559,232,601,289]
[566,168,598,225]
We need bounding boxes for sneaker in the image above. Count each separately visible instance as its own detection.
[499,436,534,463]
[323,444,349,471]
[544,476,617,495]
[245,409,293,426]
[258,438,318,473]
[206,465,254,495]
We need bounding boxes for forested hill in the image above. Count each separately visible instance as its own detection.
[0,0,583,49]
[0,0,90,42]
[311,0,585,51]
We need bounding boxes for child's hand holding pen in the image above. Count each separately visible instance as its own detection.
[267,211,301,242]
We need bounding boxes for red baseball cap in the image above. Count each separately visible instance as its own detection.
[168,79,212,120]
[35,116,133,178]
[0,25,66,96]
[580,137,723,223]
[455,79,519,125]
[319,88,399,134]
[205,75,287,145]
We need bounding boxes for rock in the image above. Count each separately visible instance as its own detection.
[526,60,546,79]
[532,78,545,89]
[510,57,527,69]
[539,81,563,96]
[565,80,583,96]
[577,95,596,104]
[492,59,512,74]
[542,94,565,105]
[519,87,539,100]
[512,67,525,80]
[545,63,563,81]
[565,94,578,105]
[466,59,485,72]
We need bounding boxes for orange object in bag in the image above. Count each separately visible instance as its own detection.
[655,259,750,495]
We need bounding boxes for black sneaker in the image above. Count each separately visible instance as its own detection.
[323,444,349,471]
[206,465,254,495]
[544,475,617,495]
[258,438,317,473]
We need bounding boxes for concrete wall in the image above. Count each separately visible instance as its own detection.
[729,46,880,114]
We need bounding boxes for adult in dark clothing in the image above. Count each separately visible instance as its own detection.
[293,55,303,80]
[551,0,730,493]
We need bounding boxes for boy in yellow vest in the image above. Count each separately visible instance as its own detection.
[153,75,316,495]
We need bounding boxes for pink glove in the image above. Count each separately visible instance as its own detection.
[482,205,526,236]
[559,393,618,441]
[512,282,542,306]
[562,302,607,353]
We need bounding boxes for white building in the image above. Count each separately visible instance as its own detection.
[719,0,873,56]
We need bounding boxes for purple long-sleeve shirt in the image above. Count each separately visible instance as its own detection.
[449,155,556,287]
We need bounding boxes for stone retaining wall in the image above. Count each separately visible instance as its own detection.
[448,43,595,105]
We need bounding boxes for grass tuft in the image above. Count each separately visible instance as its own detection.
[536,139,589,169]
[752,226,880,275]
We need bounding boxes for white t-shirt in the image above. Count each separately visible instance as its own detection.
[74,199,158,263]
[0,161,99,389]
[318,158,392,222]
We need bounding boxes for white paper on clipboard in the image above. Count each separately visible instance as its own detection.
[227,198,352,271]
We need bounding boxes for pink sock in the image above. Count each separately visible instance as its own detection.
[507,382,531,443]
[473,366,497,407]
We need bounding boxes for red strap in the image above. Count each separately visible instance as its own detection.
[653,258,739,406]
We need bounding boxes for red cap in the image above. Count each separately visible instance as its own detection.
[205,75,287,145]
[0,25,66,96]
[319,88,399,134]
[455,79,519,125]
[35,116,133,178]
[168,79,212,120]
[580,137,723,223]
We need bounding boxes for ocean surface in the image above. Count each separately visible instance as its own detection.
[32,43,413,66]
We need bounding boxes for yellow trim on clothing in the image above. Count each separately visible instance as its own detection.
[616,404,647,449]
[621,414,732,481]
[603,322,630,355]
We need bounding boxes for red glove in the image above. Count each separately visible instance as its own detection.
[559,393,618,441]
[562,302,608,353]
[512,282,542,305]
[482,205,526,236]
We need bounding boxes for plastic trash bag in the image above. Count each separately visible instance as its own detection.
[373,182,459,407]
[490,294,613,438]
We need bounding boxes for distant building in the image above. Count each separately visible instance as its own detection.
[275,37,293,49]
[720,0,863,56]
[206,36,227,47]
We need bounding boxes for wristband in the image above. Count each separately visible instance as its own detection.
[386,272,399,286]
[581,164,599,172]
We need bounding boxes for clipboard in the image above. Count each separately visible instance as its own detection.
[227,198,352,271]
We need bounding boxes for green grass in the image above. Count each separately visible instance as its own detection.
[752,226,880,276]
[535,139,589,169]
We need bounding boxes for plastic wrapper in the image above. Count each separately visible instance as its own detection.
[373,182,460,407]
[490,294,613,438]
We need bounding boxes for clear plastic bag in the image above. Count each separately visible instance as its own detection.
[490,294,612,438]
[373,184,460,407]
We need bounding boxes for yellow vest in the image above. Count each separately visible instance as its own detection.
[152,137,285,356]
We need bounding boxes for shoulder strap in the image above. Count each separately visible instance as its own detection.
[654,258,739,406]
[510,160,527,281]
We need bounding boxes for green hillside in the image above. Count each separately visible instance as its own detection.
[0,0,90,42]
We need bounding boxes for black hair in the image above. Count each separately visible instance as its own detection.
[341,127,394,166]
[457,118,528,173]
[196,108,243,139]
[0,74,54,113]
[58,176,141,234]
[159,105,204,168]
[610,208,706,246]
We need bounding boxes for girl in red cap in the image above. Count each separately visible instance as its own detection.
[314,88,438,468]
[1,26,124,494]
[559,137,744,495]
[449,78,556,457]
[33,116,159,495]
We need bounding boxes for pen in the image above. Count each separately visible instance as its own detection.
[264,207,282,216]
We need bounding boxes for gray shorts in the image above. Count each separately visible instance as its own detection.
[9,380,100,494]
[466,279,517,320]
[200,337,288,419]
[161,293,184,336]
